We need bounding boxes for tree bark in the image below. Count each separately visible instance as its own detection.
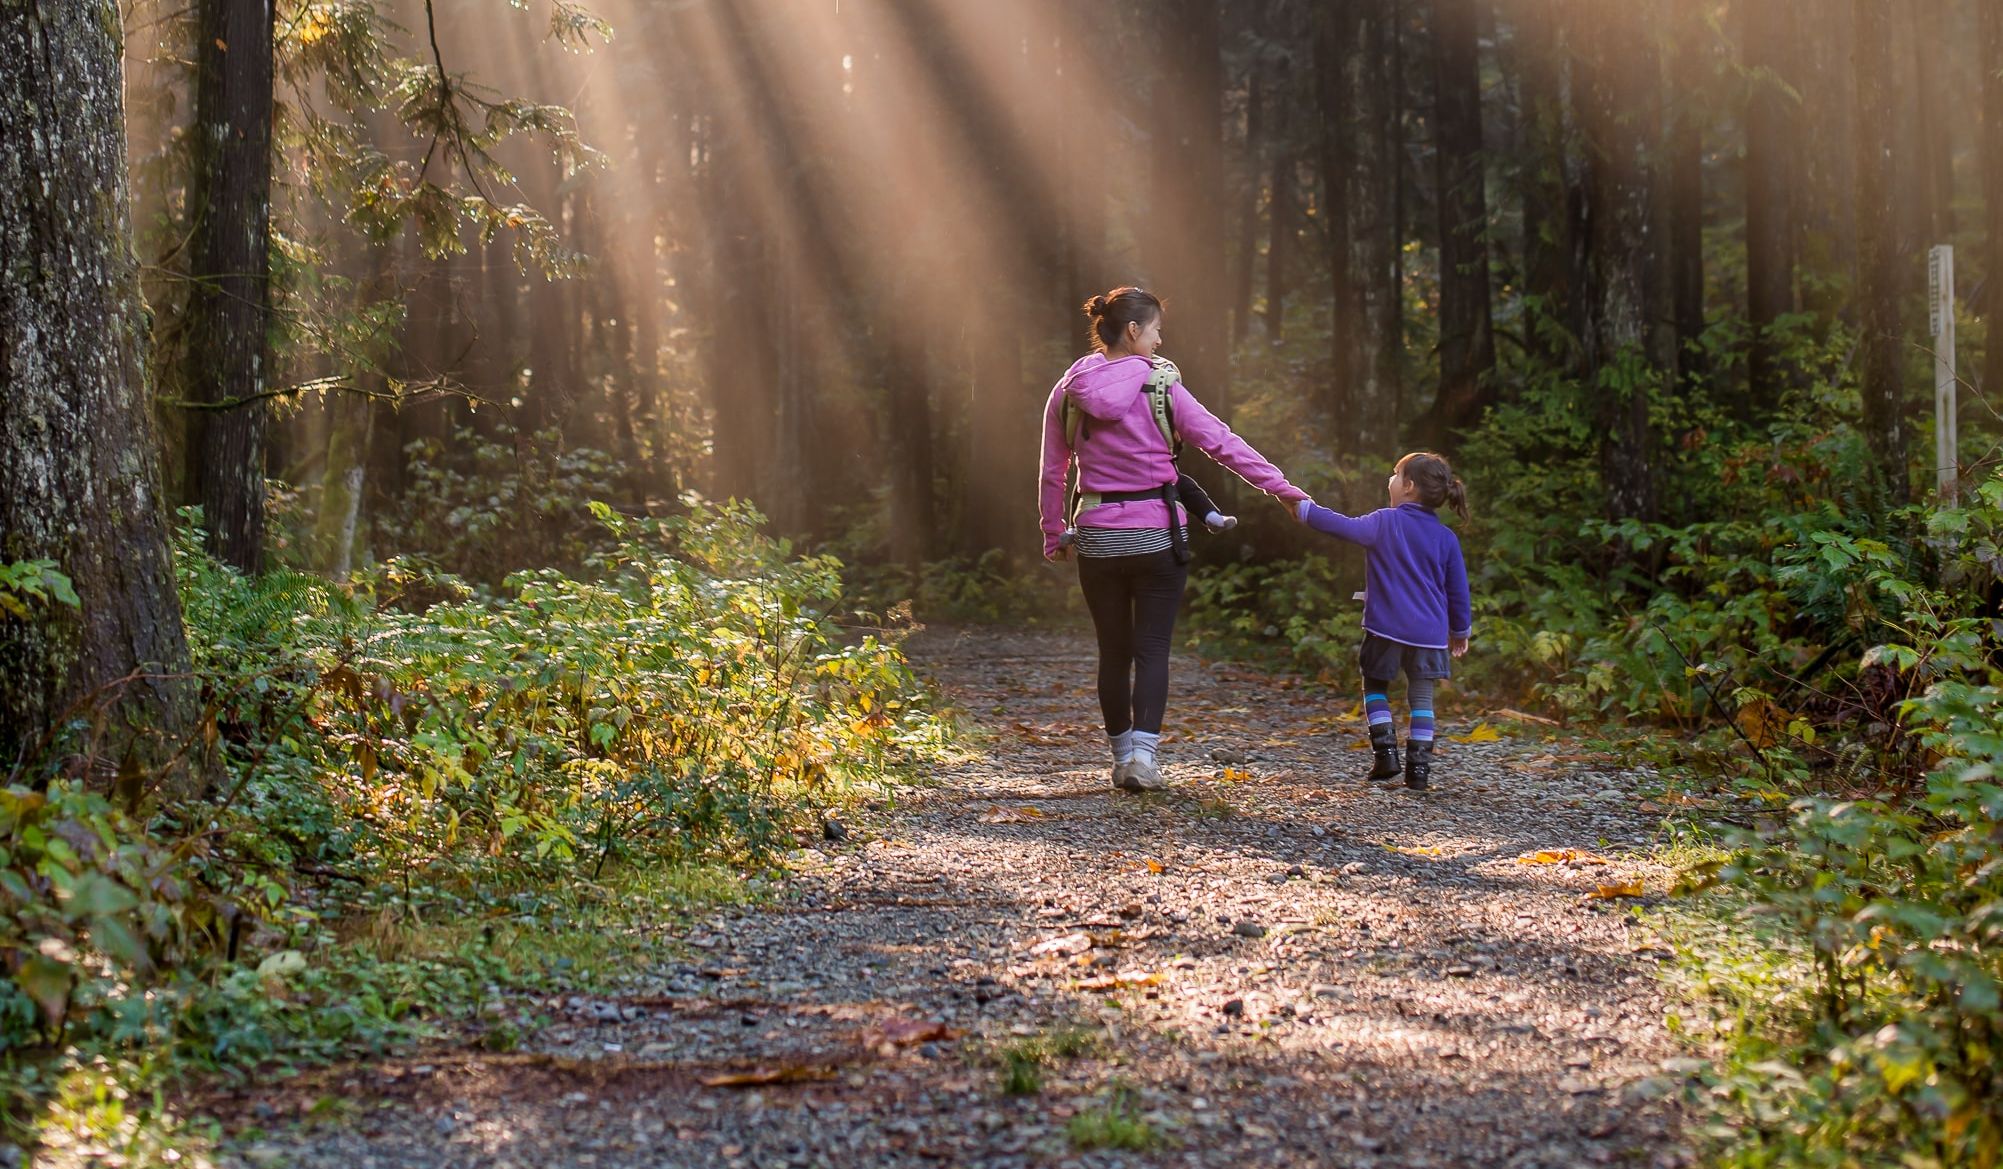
[1150,0,1231,416]
[1511,0,1584,359]
[185,0,276,574]
[1316,0,1403,463]
[1743,0,1799,409]
[1984,0,2003,399]
[1,0,199,782]
[1231,65,1266,350]
[1666,4,1705,389]
[1427,0,1497,444]
[1574,0,1669,524]
[1852,0,1910,505]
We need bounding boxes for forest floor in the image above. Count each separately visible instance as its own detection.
[197,625,1696,1169]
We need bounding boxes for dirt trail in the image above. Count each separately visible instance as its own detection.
[208,626,1690,1169]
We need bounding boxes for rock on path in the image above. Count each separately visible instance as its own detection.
[204,626,1689,1169]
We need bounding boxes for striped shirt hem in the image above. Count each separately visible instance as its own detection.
[1075,525,1175,558]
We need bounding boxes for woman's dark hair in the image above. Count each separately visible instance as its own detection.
[1395,451,1470,522]
[1082,286,1164,353]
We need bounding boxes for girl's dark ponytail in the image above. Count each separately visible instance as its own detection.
[1395,451,1470,522]
[1444,475,1470,523]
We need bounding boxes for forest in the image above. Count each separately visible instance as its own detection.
[1,0,2000,1165]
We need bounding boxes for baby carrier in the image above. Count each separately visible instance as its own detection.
[1062,356,1189,563]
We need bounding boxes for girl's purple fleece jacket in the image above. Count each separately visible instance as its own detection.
[1038,353,1306,558]
[1298,501,1472,650]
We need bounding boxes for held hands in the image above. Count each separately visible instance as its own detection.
[1450,636,1470,659]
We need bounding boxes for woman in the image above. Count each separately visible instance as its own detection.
[1038,287,1308,791]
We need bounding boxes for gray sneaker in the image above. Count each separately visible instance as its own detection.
[1123,756,1167,791]
[1112,760,1140,790]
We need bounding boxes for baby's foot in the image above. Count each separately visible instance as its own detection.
[1059,526,1077,549]
[1203,511,1238,533]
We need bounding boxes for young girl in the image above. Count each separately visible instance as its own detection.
[1294,452,1472,790]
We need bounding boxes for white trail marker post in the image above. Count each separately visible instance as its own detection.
[1929,245,1958,501]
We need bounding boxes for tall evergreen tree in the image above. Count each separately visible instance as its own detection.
[184,0,277,573]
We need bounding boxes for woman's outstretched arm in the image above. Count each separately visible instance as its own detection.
[1168,384,1308,504]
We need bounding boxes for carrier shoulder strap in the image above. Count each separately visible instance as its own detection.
[1064,357,1183,523]
[1061,357,1180,451]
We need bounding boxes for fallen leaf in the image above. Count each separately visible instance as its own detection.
[1028,932,1093,957]
[862,1017,959,1048]
[1515,848,1612,865]
[1449,722,1503,743]
[1387,844,1445,858]
[1491,707,1560,727]
[700,1065,837,1087]
[978,805,1046,823]
[1587,879,1646,899]
[1217,766,1252,782]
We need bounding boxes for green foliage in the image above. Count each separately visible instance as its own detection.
[1065,1083,1160,1151]
[0,561,79,621]
[5,497,943,1148]
[1662,474,2003,1168]
[374,428,628,582]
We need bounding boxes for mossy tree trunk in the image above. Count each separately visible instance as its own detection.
[0,0,199,786]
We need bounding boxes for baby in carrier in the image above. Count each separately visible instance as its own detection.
[1059,472,1236,551]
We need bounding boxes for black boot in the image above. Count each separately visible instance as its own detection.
[1404,739,1433,790]
[1367,724,1402,781]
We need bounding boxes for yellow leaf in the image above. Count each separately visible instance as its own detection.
[1218,766,1252,782]
[1588,879,1646,899]
[1449,722,1502,743]
[1388,844,1445,858]
[1144,858,1164,874]
[979,805,1045,824]
[1516,848,1612,866]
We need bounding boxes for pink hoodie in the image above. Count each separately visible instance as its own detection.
[1037,353,1307,558]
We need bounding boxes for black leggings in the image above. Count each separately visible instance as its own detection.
[1077,549,1189,735]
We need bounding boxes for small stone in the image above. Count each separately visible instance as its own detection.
[1118,902,1144,919]
[1311,983,1350,1000]
[1445,965,1476,978]
[1340,862,1369,876]
[1222,999,1246,1017]
[822,817,848,842]
[1232,920,1267,938]
[1209,748,1248,764]
[1287,864,1304,877]
[918,1042,941,1059]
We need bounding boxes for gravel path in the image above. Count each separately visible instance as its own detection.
[206,625,1691,1169]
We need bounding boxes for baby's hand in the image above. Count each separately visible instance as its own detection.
[1449,636,1470,658]
[1290,497,1314,523]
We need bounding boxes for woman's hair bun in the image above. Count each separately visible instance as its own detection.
[1083,293,1110,318]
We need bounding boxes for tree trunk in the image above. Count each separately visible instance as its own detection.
[1984,0,2003,399]
[1666,4,1706,390]
[1574,0,1669,524]
[1,0,199,783]
[1150,0,1230,415]
[1231,66,1266,350]
[1853,0,1910,505]
[1911,0,1954,241]
[1512,0,1584,359]
[1427,0,1497,444]
[1315,0,1403,464]
[185,0,276,574]
[1266,140,1296,343]
[1744,0,1799,409]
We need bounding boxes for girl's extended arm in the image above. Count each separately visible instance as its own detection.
[1295,499,1384,547]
